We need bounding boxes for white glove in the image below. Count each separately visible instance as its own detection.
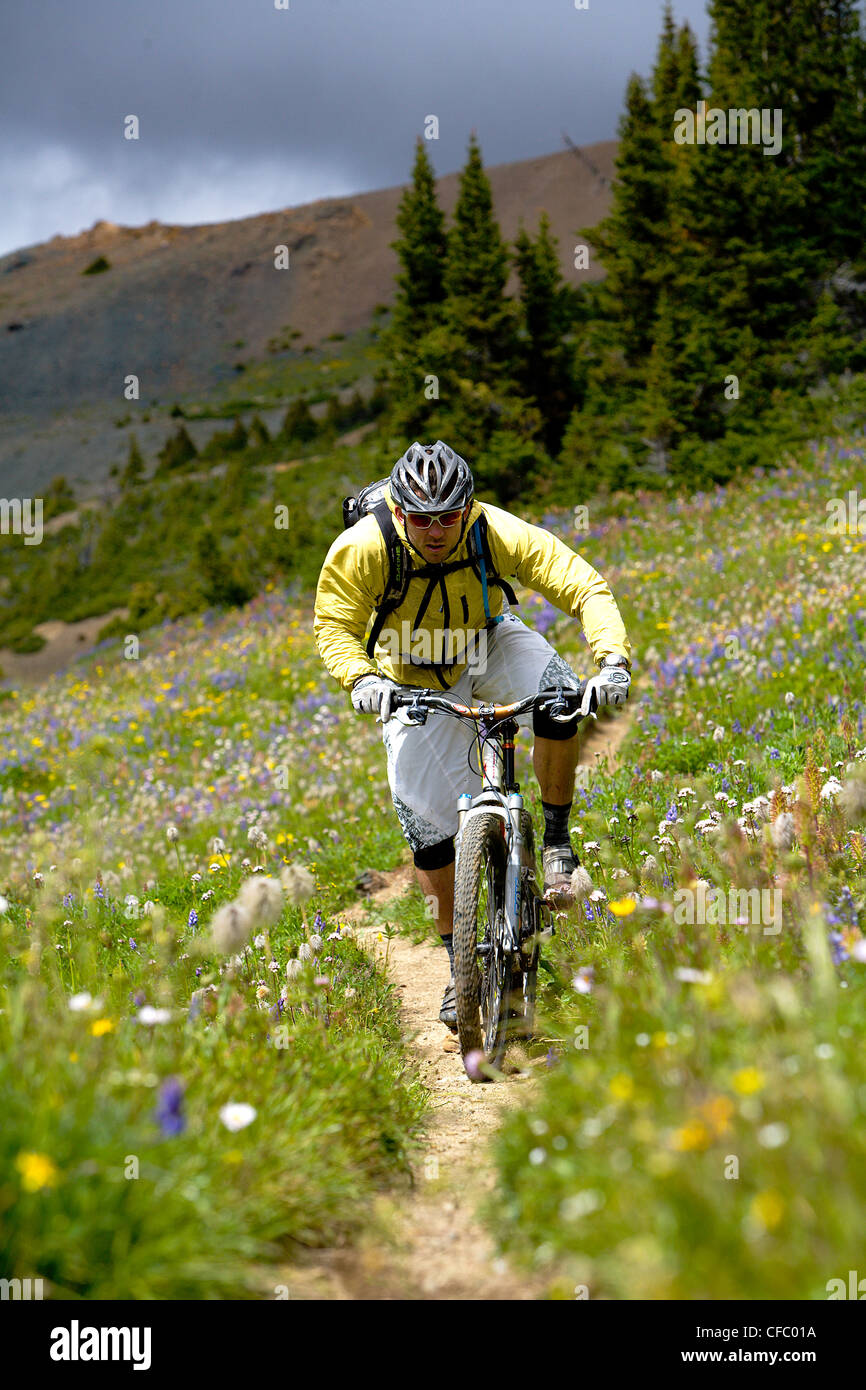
[351,675,397,723]
[579,664,630,717]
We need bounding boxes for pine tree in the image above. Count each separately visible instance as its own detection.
[390,138,448,328]
[281,395,317,444]
[513,214,577,455]
[585,74,672,366]
[442,133,521,388]
[121,435,146,488]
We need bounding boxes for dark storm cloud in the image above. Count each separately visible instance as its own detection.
[1,0,711,256]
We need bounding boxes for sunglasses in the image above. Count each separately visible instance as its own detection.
[405,508,464,530]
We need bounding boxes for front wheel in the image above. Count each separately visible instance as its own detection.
[452,812,510,1078]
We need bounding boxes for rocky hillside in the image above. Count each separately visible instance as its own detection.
[0,142,615,495]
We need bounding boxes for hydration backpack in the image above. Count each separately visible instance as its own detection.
[341,478,518,668]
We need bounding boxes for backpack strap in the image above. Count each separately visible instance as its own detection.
[469,513,518,626]
[364,500,409,658]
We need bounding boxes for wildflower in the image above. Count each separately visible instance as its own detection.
[712,726,725,742]
[771,812,796,850]
[68,992,93,1012]
[280,864,315,903]
[16,1151,60,1192]
[93,880,105,901]
[286,959,304,979]
[128,938,137,951]
[255,984,270,1000]
[297,942,313,961]
[650,770,664,783]
[851,940,866,963]
[187,909,198,929]
[640,855,658,879]
[582,841,600,853]
[0,895,8,913]
[784,691,796,707]
[675,967,712,985]
[570,866,594,901]
[247,825,269,850]
[750,1189,785,1230]
[219,1102,257,1132]
[143,900,157,915]
[155,1077,185,1137]
[313,975,330,988]
[672,1119,711,1151]
[463,1049,487,1081]
[732,1066,765,1095]
[138,1006,172,1025]
[608,1074,634,1102]
[607,898,636,917]
[238,874,283,926]
[820,777,844,801]
[757,1123,789,1149]
[166,825,179,844]
[309,933,324,954]
[839,775,866,825]
[344,986,357,999]
[268,958,279,973]
[210,902,252,955]
[211,837,226,855]
[191,873,202,884]
[124,894,140,919]
[571,966,594,995]
[588,888,606,903]
[90,1018,114,1037]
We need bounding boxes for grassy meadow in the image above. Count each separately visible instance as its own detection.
[0,427,863,1300]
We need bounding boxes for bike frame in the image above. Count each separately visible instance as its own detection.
[454,706,543,957]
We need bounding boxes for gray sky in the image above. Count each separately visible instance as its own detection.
[1,0,712,258]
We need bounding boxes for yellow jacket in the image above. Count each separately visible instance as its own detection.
[314,493,631,691]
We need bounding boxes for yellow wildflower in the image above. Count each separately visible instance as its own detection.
[608,898,637,917]
[671,1119,711,1151]
[609,1073,635,1102]
[90,1018,115,1037]
[751,1189,785,1230]
[16,1151,60,1192]
[733,1067,765,1095]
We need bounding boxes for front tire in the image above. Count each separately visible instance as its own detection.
[452,812,509,1078]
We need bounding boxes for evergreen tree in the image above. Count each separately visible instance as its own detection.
[513,213,577,455]
[281,395,317,444]
[390,137,448,328]
[121,435,146,489]
[442,133,521,388]
[155,425,197,476]
[585,74,672,366]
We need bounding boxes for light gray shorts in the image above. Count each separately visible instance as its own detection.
[380,612,581,854]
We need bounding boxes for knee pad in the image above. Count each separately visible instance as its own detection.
[533,704,580,741]
[413,837,456,871]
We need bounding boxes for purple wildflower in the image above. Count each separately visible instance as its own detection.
[155,1077,185,1138]
[188,908,198,929]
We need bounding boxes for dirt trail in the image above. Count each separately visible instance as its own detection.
[284,708,632,1300]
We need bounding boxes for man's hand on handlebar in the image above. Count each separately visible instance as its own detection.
[351,674,398,723]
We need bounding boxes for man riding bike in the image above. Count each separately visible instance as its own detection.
[314,440,632,1031]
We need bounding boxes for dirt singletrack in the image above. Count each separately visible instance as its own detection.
[283,707,632,1300]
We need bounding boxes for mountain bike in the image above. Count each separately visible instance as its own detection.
[390,681,589,1081]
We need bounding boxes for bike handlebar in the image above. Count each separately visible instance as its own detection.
[389,681,590,724]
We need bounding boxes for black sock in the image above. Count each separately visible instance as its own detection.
[440,934,455,969]
[542,800,572,848]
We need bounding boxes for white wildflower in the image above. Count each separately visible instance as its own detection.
[771,812,796,851]
[166,825,179,844]
[286,958,304,979]
[674,967,713,985]
[280,864,315,903]
[820,777,844,801]
[309,933,323,954]
[68,992,93,1012]
[237,874,284,927]
[297,942,314,961]
[137,1006,172,1025]
[210,902,252,954]
[219,1102,257,1132]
